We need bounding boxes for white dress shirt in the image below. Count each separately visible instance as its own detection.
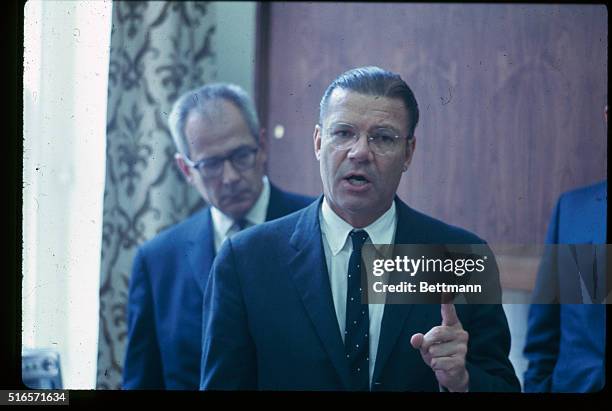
[210,176,270,253]
[319,197,397,385]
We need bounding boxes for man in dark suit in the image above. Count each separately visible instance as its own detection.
[523,181,606,392]
[200,67,520,391]
[122,83,313,389]
[523,104,607,393]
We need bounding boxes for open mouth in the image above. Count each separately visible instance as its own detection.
[344,173,370,187]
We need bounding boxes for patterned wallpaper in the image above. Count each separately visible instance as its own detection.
[97,1,216,389]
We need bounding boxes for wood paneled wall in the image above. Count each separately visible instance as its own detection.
[258,4,607,248]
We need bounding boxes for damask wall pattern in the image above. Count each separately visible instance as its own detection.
[97,2,217,389]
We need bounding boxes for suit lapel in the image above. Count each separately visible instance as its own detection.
[571,182,607,302]
[186,208,216,291]
[574,244,596,302]
[288,198,352,389]
[589,182,607,301]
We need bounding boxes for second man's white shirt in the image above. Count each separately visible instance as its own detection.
[210,176,271,253]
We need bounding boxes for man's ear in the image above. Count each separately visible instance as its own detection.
[313,125,322,160]
[402,136,416,172]
[175,153,194,183]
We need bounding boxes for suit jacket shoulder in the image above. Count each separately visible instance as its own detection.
[551,180,606,244]
[559,180,606,206]
[139,206,211,257]
[394,198,485,245]
[138,183,312,258]
[267,184,315,220]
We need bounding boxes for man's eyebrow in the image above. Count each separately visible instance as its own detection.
[371,123,401,131]
[362,123,403,136]
[328,121,355,127]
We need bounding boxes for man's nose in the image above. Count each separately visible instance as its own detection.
[221,159,241,185]
[347,133,373,161]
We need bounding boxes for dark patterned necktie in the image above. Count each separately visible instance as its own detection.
[345,230,370,391]
[233,218,249,232]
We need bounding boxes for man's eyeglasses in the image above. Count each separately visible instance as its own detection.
[184,146,258,179]
[325,123,411,156]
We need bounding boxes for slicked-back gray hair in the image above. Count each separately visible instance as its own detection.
[168,83,260,158]
[319,66,420,138]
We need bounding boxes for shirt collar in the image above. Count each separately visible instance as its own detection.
[210,176,270,238]
[320,196,397,255]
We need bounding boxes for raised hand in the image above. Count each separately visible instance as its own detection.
[410,303,470,392]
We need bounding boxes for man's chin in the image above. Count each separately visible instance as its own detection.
[333,194,393,224]
[333,197,374,216]
[219,198,255,219]
[336,192,375,209]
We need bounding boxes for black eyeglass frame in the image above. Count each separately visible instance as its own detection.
[183,146,259,178]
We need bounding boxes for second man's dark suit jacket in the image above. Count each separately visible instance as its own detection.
[123,184,313,389]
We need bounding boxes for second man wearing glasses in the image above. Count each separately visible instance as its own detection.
[122,83,313,389]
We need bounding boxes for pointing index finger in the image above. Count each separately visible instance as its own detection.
[441,303,459,326]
